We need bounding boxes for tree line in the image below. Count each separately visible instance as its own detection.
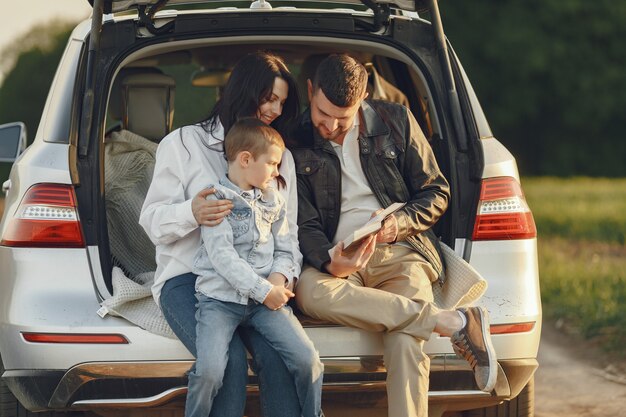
[0,22,73,183]
[1,1,624,182]
[440,0,626,176]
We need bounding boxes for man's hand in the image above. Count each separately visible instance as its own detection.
[376,214,399,244]
[192,188,233,226]
[326,234,377,278]
[263,285,295,310]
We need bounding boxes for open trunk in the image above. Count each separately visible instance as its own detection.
[95,31,483,299]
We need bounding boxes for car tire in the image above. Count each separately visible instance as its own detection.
[463,377,534,417]
[0,355,53,417]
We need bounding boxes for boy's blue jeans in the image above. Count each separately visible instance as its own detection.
[185,294,324,417]
[160,273,303,417]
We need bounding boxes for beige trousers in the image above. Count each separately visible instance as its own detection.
[296,244,441,417]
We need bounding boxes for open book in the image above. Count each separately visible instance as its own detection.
[341,202,406,255]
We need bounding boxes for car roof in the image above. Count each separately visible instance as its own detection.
[87,0,428,14]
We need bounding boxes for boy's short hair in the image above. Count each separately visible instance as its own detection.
[312,54,367,107]
[224,117,285,162]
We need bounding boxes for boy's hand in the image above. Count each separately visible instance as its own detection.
[267,272,288,287]
[192,188,233,227]
[263,285,295,310]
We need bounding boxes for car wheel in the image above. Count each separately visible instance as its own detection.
[0,355,53,417]
[463,377,534,417]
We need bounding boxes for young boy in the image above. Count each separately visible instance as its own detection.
[186,117,323,417]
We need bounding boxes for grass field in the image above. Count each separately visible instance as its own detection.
[523,177,626,354]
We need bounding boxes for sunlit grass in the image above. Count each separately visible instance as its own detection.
[524,177,626,355]
[523,177,626,244]
[538,237,626,352]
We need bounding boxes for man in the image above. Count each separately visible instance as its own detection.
[291,54,496,417]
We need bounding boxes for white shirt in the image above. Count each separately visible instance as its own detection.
[331,116,382,245]
[139,120,302,305]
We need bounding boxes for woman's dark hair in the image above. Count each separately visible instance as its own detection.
[181,52,299,188]
[204,51,300,139]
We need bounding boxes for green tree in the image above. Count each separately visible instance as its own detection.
[0,21,73,184]
[440,0,626,176]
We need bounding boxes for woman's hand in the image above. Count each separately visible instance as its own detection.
[192,188,233,227]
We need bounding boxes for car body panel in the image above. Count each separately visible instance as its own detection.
[39,40,84,144]
[481,137,521,180]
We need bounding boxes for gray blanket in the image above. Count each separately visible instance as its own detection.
[104,130,158,277]
[101,130,175,338]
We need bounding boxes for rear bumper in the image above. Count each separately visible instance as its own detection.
[3,356,537,413]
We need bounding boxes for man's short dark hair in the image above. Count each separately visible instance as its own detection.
[312,54,367,107]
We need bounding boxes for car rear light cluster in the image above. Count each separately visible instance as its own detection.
[22,332,128,344]
[1,183,85,247]
[472,177,537,241]
[490,322,535,335]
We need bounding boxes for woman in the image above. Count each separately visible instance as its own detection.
[139,51,302,417]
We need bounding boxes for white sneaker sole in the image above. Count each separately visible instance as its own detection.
[476,306,497,392]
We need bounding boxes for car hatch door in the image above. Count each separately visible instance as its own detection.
[86,0,431,14]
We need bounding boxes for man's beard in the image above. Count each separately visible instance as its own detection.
[317,124,347,141]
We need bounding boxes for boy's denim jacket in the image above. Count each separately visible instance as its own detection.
[193,176,297,305]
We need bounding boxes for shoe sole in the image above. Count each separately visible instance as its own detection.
[476,306,497,392]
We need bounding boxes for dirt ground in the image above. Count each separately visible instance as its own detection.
[535,320,626,417]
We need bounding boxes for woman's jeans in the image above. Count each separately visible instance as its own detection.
[160,273,302,417]
[186,295,323,417]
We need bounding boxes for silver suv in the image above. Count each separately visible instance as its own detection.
[0,1,541,416]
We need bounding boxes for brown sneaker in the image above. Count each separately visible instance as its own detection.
[451,306,497,392]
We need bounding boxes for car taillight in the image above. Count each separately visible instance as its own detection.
[472,177,537,241]
[490,322,535,335]
[1,183,85,248]
[22,332,128,344]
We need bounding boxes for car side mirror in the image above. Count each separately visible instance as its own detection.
[0,122,27,163]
